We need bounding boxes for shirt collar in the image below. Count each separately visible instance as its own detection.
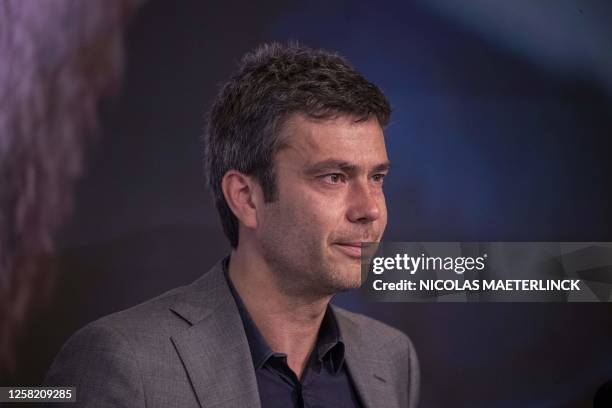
[222,255,346,374]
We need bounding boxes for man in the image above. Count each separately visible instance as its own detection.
[45,43,419,407]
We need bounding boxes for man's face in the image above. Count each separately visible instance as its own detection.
[255,113,389,297]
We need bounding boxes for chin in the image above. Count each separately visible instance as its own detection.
[333,279,362,293]
[329,266,362,291]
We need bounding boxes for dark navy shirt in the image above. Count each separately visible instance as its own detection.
[222,257,363,408]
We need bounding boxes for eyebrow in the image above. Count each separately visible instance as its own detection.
[303,159,391,175]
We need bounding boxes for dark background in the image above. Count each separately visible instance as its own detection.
[10,1,612,406]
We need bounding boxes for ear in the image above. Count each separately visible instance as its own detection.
[221,170,260,230]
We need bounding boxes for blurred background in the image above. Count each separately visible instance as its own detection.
[1,0,611,406]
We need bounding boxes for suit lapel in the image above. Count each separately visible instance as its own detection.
[169,261,261,408]
[168,261,395,408]
[334,307,397,408]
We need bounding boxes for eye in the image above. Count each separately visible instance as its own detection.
[372,173,386,184]
[321,173,347,184]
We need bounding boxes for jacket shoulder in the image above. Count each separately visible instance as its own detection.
[43,275,211,406]
[84,271,210,339]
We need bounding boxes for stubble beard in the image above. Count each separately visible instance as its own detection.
[259,230,361,299]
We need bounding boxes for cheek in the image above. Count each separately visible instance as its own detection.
[287,193,343,240]
[304,191,344,218]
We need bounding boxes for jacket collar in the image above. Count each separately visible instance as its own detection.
[333,307,396,408]
[169,259,261,408]
[168,258,393,408]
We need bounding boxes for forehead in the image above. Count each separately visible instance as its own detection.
[276,113,388,166]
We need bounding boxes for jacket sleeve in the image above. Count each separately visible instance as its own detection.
[43,321,145,408]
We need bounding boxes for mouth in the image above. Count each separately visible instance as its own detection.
[333,242,363,258]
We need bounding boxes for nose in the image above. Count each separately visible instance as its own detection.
[346,179,383,224]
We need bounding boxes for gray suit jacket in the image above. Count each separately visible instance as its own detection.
[44,259,419,407]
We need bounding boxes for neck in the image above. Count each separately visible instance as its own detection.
[228,245,332,378]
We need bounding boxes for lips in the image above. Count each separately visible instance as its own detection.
[334,242,363,258]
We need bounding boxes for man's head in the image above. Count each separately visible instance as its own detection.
[204,43,391,296]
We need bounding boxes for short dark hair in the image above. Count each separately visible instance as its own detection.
[204,42,391,248]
